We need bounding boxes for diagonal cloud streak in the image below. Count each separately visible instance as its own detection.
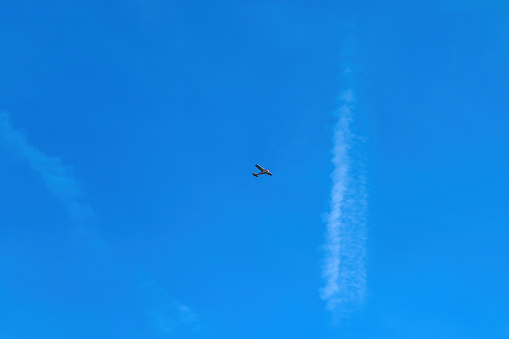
[0,112,93,223]
[0,111,204,333]
[321,86,368,318]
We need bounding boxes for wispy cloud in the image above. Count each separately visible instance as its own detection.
[320,84,368,317]
[0,112,204,334]
[1,112,203,333]
[141,276,204,335]
[0,111,93,223]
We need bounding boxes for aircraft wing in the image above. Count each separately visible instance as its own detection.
[255,164,265,171]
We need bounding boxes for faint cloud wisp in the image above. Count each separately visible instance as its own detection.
[0,112,93,223]
[320,86,368,318]
[141,277,204,336]
[0,111,204,333]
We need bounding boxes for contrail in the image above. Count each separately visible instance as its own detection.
[320,86,367,318]
[0,112,93,223]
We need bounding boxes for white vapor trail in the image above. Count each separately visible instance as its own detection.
[0,112,93,223]
[321,87,367,317]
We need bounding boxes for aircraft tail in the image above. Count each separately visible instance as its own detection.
[252,173,258,177]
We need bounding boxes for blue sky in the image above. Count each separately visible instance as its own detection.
[1,1,509,338]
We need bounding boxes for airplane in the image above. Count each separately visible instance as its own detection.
[252,164,273,177]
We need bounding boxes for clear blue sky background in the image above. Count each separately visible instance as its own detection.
[1,1,508,338]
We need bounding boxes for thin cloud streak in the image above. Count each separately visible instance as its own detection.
[0,112,203,333]
[321,88,367,317]
[0,112,93,223]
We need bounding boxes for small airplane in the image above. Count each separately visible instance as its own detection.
[252,164,273,177]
